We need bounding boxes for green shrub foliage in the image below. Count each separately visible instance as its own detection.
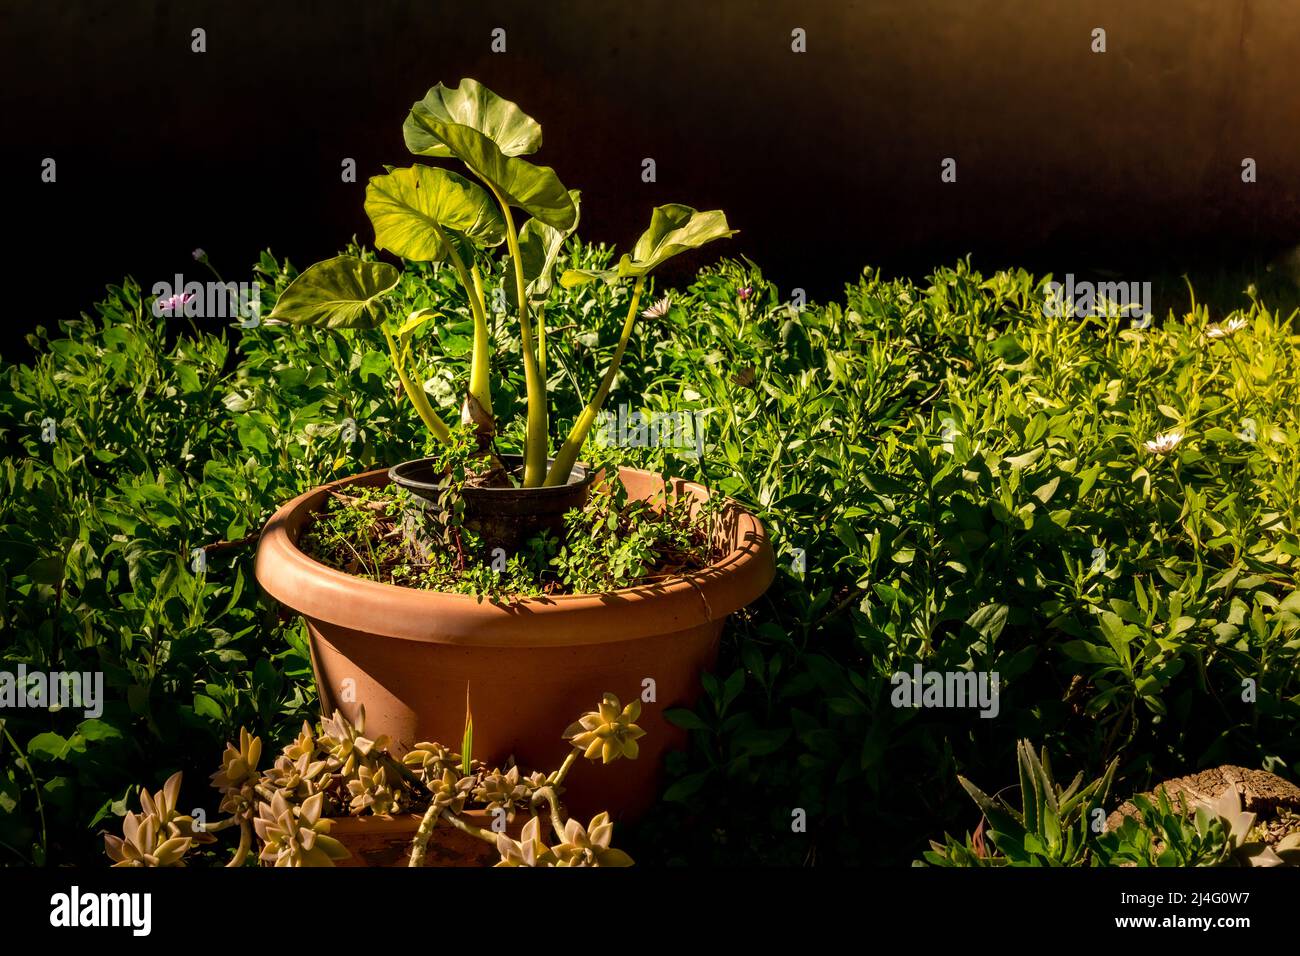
[2,247,1298,864]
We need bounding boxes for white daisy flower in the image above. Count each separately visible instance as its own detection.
[1144,431,1183,455]
[641,296,672,320]
[1205,316,1248,340]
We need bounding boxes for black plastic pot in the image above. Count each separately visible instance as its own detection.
[387,455,596,557]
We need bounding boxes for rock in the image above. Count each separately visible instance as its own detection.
[1106,765,1300,835]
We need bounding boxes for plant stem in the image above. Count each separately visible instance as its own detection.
[435,226,494,430]
[0,721,46,862]
[382,326,451,443]
[440,809,496,844]
[550,750,578,787]
[531,786,567,841]
[545,276,646,486]
[488,183,548,487]
[537,306,547,382]
[408,805,498,867]
[407,800,442,867]
[226,819,252,867]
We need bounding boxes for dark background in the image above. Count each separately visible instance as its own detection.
[3,0,1300,356]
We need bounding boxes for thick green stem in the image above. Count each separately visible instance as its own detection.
[545,277,646,486]
[383,326,451,443]
[436,226,493,427]
[469,262,492,416]
[489,184,548,487]
[537,306,547,383]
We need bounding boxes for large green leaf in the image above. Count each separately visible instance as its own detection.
[560,204,735,287]
[364,165,505,261]
[403,82,576,230]
[404,78,542,158]
[620,204,736,276]
[268,256,401,329]
[505,191,582,306]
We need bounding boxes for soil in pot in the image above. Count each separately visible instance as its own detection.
[298,469,724,597]
[388,453,596,558]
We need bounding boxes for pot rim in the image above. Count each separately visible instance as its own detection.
[254,465,775,647]
[387,454,595,502]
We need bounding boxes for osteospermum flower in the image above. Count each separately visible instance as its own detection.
[1144,431,1184,455]
[1205,316,1248,340]
[641,296,672,320]
[157,292,193,315]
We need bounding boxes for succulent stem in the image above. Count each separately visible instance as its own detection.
[226,819,252,867]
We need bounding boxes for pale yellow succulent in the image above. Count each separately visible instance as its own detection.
[282,720,319,763]
[264,751,329,803]
[494,816,558,868]
[318,707,388,778]
[402,741,462,782]
[550,812,634,867]
[563,693,646,764]
[1195,785,1289,867]
[104,810,193,867]
[347,763,404,816]
[427,768,473,816]
[252,791,350,867]
[210,727,263,820]
[138,771,215,845]
[474,766,528,814]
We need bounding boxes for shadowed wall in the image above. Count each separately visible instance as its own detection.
[2,0,1298,349]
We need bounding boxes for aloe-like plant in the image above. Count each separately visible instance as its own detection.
[269,78,735,488]
[923,740,1118,867]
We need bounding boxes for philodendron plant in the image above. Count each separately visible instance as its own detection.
[269,77,735,488]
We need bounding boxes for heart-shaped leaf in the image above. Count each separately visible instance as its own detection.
[619,204,736,277]
[505,191,582,306]
[403,82,576,230]
[268,256,401,329]
[396,307,444,338]
[365,165,505,262]
[559,266,620,289]
[560,204,735,287]
[404,78,542,158]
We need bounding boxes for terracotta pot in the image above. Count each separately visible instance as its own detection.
[255,465,774,820]
[329,810,523,867]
